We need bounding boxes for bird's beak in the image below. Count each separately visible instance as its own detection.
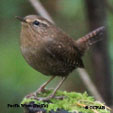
[15,16,26,23]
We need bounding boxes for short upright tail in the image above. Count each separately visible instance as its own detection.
[76,26,105,55]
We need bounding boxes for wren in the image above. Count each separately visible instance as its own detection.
[16,15,105,101]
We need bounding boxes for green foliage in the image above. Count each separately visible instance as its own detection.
[21,90,111,113]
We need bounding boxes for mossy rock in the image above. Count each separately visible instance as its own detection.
[21,90,111,113]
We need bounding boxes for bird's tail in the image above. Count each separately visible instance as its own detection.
[75,26,105,55]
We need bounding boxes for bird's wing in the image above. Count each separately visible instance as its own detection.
[44,37,84,68]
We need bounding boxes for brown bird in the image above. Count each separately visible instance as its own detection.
[16,15,105,101]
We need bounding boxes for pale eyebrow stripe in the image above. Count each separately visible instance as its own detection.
[26,18,50,26]
[36,19,49,26]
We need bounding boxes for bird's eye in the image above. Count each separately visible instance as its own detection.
[33,20,40,26]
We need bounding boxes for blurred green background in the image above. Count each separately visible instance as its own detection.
[0,0,113,113]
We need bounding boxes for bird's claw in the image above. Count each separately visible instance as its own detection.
[25,92,66,102]
[36,88,47,95]
[37,95,66,101]
[25,92,37,99]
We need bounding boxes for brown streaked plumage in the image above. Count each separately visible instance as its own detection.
[16,15,105,101]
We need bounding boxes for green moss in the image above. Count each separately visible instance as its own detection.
[21,90,111,113]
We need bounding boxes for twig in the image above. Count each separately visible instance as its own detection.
[77,68,104,103]
[76,102,99,113]
[28,0,54,24]
[28,0,104,103]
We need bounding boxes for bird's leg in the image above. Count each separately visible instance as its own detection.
[49,76,67,98]
[38,76,67,101]
[26,76,55,98]
[35,76,56,94]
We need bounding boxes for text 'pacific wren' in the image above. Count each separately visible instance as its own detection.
[16,15,105,101]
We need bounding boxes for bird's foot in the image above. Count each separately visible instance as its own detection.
[25,88,51,100]
[25,92,37,99]
[35,87,48,95]
[36,88,46,94]
[37,95,65,102]
[25,92,65,102]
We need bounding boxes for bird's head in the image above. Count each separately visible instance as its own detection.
[16,15,53,34]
